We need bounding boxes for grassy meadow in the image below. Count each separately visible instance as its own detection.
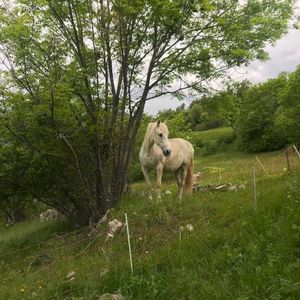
[1,128,300,300]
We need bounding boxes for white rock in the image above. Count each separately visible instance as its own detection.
[39,209,60,222]
[228,184,237,191]
[105,219,124,242]
[100,269,109,277]
[185,224,194,231]
[239,184,246,189]
[66,271,76,280]
[98,293,123,300]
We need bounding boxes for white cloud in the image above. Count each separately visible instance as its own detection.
[145,95,188,116]
[145,1,300,115]
[237,29,300,84]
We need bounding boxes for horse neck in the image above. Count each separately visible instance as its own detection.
[141,127,154,155]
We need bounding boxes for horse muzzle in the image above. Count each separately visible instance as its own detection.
[163,149,171,157]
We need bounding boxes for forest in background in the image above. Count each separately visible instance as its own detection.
[156,65,300,153]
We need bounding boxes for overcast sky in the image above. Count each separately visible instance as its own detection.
[145,3,300,115]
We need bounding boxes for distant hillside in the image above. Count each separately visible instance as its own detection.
[178,127,236,155]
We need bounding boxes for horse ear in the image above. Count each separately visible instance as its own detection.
[157,120,161,127]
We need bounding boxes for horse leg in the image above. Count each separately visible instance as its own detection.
[141,166,152,200]
[175,169,183,199]
[175,169,182,188]
[156,163,164,202]
[178,165,189,200]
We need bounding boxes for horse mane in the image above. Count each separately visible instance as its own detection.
[140,122,156,155]
[144,122,154,140]
[142,122,155,148]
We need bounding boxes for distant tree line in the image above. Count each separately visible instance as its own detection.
[157,65,300,152]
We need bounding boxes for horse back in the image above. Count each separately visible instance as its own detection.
[164,138,194,170]
[169,138,194,157]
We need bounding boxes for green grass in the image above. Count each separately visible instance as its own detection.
[181,127,234,144]
[0,219,73,259]
[1,134,300,299]
[193,150,296,185]
[178,127,236,155]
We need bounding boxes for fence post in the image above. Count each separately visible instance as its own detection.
[125,213,133,275]
[286,151,290,171]
[253,167,257,212]
[255,156,269,176]
[293,145,300,159]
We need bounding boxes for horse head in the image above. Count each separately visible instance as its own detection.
[153,120,171,157]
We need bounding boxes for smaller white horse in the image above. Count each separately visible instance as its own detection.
[139,121,194,200]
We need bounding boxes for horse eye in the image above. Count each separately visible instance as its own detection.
[159,133,163,137]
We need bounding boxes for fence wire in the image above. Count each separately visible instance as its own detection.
[1,153,299,299]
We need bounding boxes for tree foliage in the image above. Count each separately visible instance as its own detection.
[236,75,289,152]
[153,65,300,154]
[276,66,300,146]
[0,0,295,224]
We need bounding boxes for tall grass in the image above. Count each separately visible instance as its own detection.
[1,150,300,299]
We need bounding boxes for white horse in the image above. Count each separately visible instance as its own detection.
[139,121,194,200]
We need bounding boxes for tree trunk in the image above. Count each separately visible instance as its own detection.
[2,208,26,224]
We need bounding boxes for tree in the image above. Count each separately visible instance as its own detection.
[0,0,295,224]
[276,66,300,147]
[0,142,28,224]
[236,75,288,152]
[183,80,251,131]
[187,93,230,130]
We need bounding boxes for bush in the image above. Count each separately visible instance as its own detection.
[203,142,218,155]
[217,132,236,146]
[236,75,288,152]
[193,136,204,148]
[128,161,143,182]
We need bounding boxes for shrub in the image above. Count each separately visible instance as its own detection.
[217,132,236,146]
[203,142,218,155]
[236,75,288,152]
[193,136,204,148]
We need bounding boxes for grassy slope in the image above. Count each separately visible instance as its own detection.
[179,127,236,155]
[1,129,300,300]
[181,127,234,144]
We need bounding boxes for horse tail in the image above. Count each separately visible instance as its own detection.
[183,159,194,195]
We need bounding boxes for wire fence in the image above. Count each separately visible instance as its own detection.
[0,224,93,259]
[0,212,185,299]
[195,150,300,184]
[0,150,300,264]
[1,150,300,299]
